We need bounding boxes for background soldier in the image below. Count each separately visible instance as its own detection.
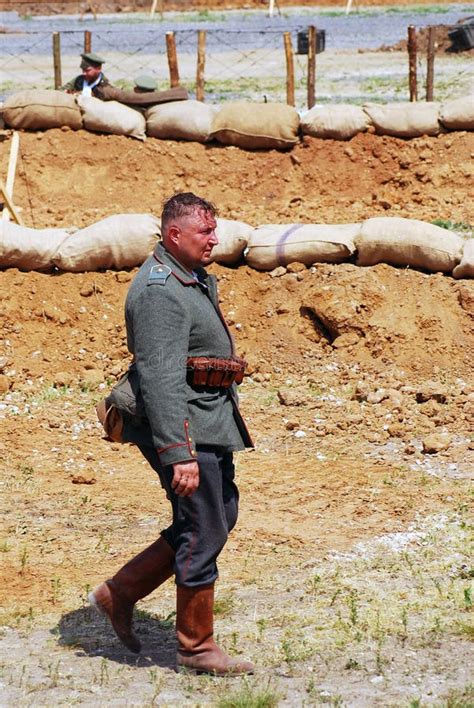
[62,52,113,99]
[89,192,254,676]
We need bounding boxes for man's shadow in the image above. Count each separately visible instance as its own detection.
[53,606,176,668]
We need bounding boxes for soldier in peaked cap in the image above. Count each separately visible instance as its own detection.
[61,52,114,99]
[133,75,158,93]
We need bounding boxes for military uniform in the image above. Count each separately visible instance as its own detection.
[61,73,112,99]
[124,242,252,586]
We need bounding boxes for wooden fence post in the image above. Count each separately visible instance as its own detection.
[84,30,92,53]
[426,26,436,101]
[196,30,206,102]
[284,31,295,107]
[407,25,418,102]
[53,32,62,90]
[166,31,180,88]
[307,25,316,109]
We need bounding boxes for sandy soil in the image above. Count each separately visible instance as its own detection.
[0,126,473,704]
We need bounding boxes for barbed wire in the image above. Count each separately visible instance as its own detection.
[0,24,467,103]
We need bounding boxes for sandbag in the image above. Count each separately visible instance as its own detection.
[209,218,253,265]
[245,223,358,270]
[300,104,371,140]
[77,96,146,141]
[0,221,68,271]
[209,101,300,151]
[355,217,463,272]
[3,90,82,130]
[146,100,218,142]
[439,97,474,131]
[363,102,440,138]
[53,214,160,272]
[452,239,474,279]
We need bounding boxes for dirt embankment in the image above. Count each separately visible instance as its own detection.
[3,129,473,231]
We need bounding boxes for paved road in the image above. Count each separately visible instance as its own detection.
[1,4,472,54]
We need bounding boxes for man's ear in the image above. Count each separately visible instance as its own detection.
[166,224,180,246]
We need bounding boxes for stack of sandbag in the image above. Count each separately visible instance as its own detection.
[209,218,254,265]
[77,95,146,141]
[363,102,440,138]
[439,97,474,131]
[209,101,300,150]
[245,223,359,270]
[355,217,464,273]
[53,214,160,272]
[146,100,219,142]
[3,90,82,130]
[0,221,69,271]
[300,104,371,140]
[452,239,474,279]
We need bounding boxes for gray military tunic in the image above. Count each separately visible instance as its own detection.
[123,242,252,466]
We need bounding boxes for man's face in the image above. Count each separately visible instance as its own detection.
[82,64,102,83]
[171,208,219,270]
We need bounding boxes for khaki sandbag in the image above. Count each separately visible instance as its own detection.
[3,89,82,130]
[363,102,440,138]
[146,100,218,142]
[53,214,160,272]
[439,97,474,131]
[78,95,146,141]
[209,101,300,151]
[245,224,358,270]
[452,239,474,279]
[0,222,68,271]
[356,217,463,272]
[300,104,371,140]
[210,218,253,265]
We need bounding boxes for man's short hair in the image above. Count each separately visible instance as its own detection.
[161,192,218,233]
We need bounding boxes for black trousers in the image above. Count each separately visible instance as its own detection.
[138,445,239,587]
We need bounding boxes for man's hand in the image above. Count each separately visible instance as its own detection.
[171,460,199,497]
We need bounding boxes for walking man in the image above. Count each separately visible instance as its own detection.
[89,193,254,675]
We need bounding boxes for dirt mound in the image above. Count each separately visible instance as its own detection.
[0,127,473,387]
[2,128,473,231]
[379,20,474,54]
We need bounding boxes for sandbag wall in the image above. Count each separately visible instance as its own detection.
[1,213,472,279]
[1,90,473,145]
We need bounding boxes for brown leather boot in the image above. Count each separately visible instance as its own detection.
[89,536,175,654]
[176,583,254,675]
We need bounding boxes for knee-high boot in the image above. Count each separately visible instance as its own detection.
[176,583,254,675]
[89,536,175,653]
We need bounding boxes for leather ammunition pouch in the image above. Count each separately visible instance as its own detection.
[97,356,246,443]
[186,356,246,388]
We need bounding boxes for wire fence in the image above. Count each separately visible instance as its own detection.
[0,24,470,106]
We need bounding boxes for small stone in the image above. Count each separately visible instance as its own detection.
[404,443,417,455]
[0,356,10,372]
[387,422,406,438]
[416,383,448,404]
[367,388,389,404]
[0,374,11,394]
[294,430,306,438]
[422,433,452,454]
[72,475,97,485]
[277,389,307,406]
[80,285,95,297]
[53,371,75,387]
[115,271,133,283]
[285,420,298,430]
[81,369,104,387]
[286,262,306,273]
[270,266,287,278]
[333,332,360,349]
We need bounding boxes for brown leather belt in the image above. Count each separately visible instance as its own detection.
[186,356,246,388]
